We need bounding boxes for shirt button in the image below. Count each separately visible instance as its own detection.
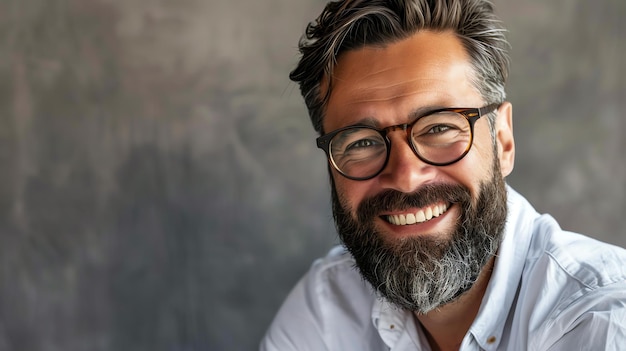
[487,336,497,344]
[389,324,395,329]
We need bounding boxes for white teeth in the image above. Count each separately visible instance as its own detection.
[386,203,449,226]
[425,207,433,220]
[406,213,416,225]
[416,210,426,222]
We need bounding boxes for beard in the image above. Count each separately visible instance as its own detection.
[331,159,508,314]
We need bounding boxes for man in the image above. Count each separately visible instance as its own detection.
[261,0,626,350]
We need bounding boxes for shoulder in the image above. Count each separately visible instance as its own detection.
[529,277,626,350]
[507,189,626,301]
[300,246,371,301]
[260,246,378,351]
[521,214,626,349]
[526,214,626,290]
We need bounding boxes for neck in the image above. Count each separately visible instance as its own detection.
[415,257,495,351]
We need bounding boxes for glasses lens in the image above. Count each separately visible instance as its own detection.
[329,127,387,179]
[410,111,472,164]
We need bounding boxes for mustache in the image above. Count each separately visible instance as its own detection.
[356,183,472,223]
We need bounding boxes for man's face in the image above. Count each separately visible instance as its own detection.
[322,30,515,313]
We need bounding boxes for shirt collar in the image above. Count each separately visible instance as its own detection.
[372,299,428,349]
[467,186,538,349]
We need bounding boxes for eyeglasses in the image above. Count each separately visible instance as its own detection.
[316,104,499,180]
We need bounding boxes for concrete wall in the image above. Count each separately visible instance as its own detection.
[0,0,624,350]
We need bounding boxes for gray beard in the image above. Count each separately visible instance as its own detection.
[331,161,508,314]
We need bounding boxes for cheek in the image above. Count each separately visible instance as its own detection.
[468,124,496,172]
[448,140,495,197]
[332,173,371,215]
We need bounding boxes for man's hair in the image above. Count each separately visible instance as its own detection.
[290,0,510,134]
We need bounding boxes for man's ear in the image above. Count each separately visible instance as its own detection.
[496,102,515,177]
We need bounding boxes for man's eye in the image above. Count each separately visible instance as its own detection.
[346,139,379,151]
[427,125,453,134]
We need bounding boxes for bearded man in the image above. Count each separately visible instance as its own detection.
[261,1,626,350]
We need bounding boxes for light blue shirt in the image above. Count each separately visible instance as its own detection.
[261,187,626,350]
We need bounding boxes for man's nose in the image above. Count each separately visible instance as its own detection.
[377,134,437,193]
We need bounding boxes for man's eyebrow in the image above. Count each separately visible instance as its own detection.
[349,105,449,128]
[348,116,380,128]
[408,105,448,120]
[338,105,448,129]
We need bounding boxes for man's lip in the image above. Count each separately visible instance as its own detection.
[381,202,451,226]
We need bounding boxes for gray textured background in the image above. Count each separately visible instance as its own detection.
[0,0,624,350]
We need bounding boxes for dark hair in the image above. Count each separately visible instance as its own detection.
[290,0,510,134]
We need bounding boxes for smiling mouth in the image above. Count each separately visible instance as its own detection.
[385,203,450,226]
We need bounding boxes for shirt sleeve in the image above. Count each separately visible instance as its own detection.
[259,268,328,351]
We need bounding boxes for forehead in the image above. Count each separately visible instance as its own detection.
[324,30,481,131]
